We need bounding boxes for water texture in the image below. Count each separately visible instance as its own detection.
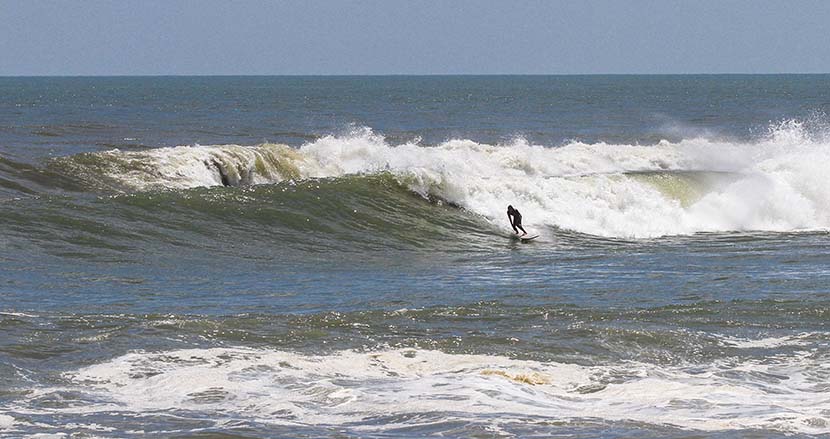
[1,76,829,438]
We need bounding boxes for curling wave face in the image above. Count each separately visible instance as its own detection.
[48,121,830,238]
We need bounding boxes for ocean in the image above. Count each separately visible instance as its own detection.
[1,75,829,438]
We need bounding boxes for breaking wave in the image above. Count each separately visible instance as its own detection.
[47,120,830,238]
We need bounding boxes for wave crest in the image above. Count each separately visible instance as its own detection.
[50,122,830,238]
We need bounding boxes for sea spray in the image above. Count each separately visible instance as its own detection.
[49,122,830,238]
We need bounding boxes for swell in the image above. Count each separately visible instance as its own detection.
[1,174,498,257]
[0,156,85,198]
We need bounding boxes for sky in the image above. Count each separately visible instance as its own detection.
[1,0,829,75]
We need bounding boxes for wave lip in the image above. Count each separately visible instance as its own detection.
[49,142,303,192]
[49,121,830,238]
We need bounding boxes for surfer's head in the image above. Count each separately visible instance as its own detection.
[507,205,514,213]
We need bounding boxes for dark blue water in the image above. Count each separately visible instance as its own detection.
[4,75,829,160]
[1,76,830,438]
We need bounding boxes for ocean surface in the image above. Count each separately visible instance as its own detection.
[1,75,830,438]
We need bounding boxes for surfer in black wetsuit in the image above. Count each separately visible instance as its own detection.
[507,205,527,235]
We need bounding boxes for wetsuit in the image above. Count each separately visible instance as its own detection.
[508,208,527,235]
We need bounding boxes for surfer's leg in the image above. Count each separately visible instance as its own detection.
[517,224,527,234]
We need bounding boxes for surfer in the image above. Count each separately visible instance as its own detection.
[507,205,527,236]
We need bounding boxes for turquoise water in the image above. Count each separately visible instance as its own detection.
[1,76,830,437]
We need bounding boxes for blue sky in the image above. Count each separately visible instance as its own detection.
[1,0,829,75]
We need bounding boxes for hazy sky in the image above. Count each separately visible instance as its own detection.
[2,0,829,75]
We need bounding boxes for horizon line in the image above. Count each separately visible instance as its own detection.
[2,72,830,78]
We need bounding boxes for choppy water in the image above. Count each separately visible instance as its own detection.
[1,76,830,438]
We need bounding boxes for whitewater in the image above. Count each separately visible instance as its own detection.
[4,343,828,436]
[56,121,830,238]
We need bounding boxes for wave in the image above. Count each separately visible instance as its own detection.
[1,175,496,257]
[0,156,84,199]
[7,346,829,435]
[46,120,830,238]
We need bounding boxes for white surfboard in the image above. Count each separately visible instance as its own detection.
[513,234,539,242]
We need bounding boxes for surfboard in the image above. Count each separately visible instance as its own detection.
[513,234,539,242]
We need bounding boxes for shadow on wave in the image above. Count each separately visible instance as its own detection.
[2,174,510,259]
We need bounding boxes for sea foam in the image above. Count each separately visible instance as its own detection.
[54,121,830,238]
[11,347,830,434]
